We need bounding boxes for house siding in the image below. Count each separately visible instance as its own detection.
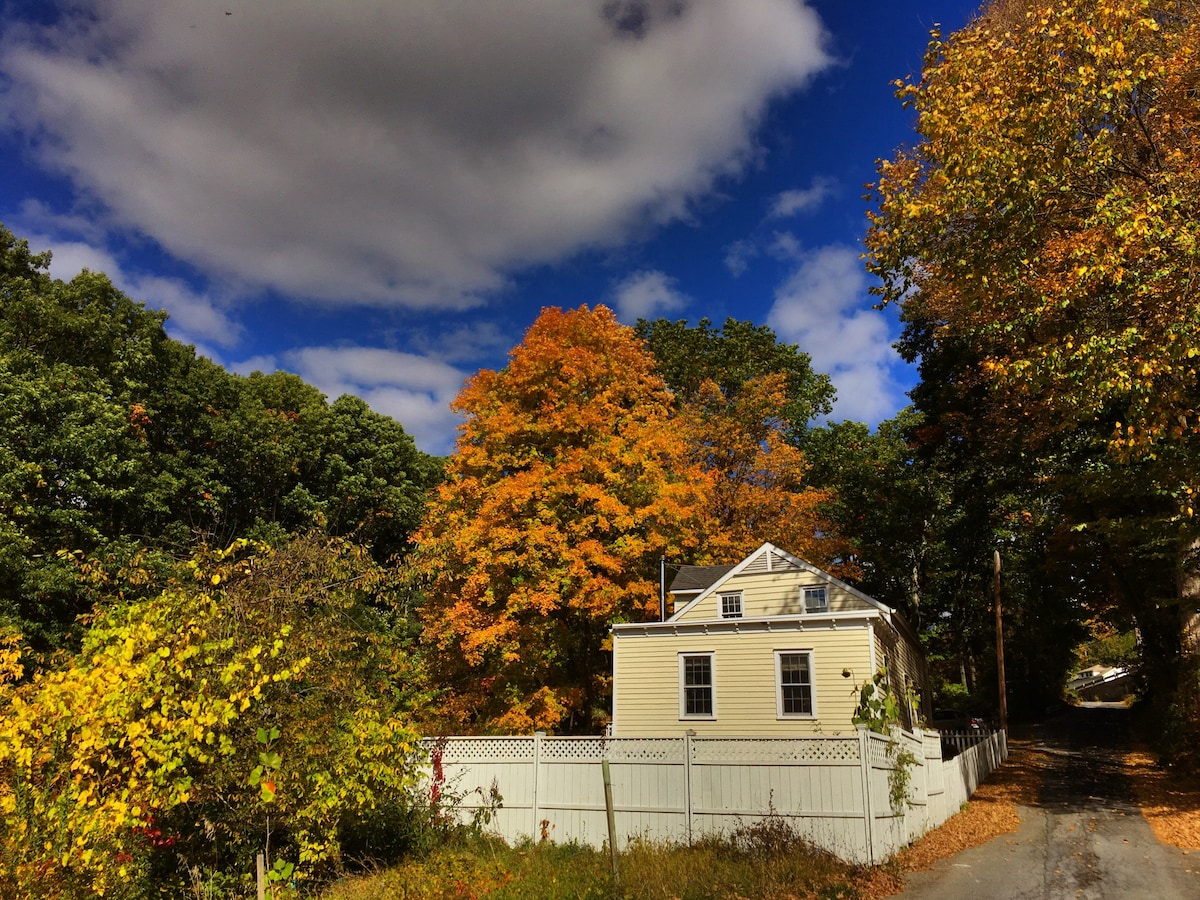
[674,571,874,622]
[612,624,875,737]
[871,621,929,729]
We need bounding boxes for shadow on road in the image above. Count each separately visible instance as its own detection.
[1029,704,1141,816]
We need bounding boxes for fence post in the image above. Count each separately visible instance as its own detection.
[857,725,876,865]
[912,728,930,837]
[532,731,544,841]
[684,731,695,845]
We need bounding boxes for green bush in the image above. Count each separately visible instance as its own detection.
[0,534,428,897]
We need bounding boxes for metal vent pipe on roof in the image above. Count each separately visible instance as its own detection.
[660,555,667,621]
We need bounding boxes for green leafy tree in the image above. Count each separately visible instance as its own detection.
[805,410,1082,716]
[0,224,438,648]
[803,411,942,620]
[0,230,180,643]
[636,316,834,443]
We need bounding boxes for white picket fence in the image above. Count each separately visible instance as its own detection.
[424,727,1007,865]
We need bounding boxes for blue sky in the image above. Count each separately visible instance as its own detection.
[0,0,981,455]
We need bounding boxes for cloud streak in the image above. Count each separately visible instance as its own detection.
[768,175,837,219]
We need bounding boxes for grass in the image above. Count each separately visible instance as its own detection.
[320,819,881,900]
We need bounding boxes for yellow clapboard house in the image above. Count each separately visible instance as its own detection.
[611,542,930,736]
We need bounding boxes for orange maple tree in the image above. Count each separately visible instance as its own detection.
[413,306,712,733]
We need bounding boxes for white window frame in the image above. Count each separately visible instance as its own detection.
[679,652,716,720]
[803,586,828,614]
[775,650,816,719]
[719,591,743,619]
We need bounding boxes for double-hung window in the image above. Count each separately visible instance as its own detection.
[719,592,743,619]
[679,652,715,718]
[775,650,815,717]
[803,586,828,614]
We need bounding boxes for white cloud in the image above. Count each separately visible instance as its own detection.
[1,0,832,308]
[723,238,757,277]
[24,230,243,349]
[229,354,278,376]
[353,386,464,456]
[276,346,469,455]
[766,243,907,424]
[611,269,688,321]
[768,230,803,261]
[768,175,836,219]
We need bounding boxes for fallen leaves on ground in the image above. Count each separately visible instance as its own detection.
[893,738,1041,874]
[1125,748,1200,850]
[860,739,1042,898]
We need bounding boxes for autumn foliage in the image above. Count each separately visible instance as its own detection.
[678,373,844,570]
[413,307,710,733]
[868,0,1200,462]
[414,306,840,734]
[865,0,1200,708]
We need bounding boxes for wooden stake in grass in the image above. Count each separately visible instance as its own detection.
[602,758,621,889]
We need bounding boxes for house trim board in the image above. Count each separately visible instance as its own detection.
[612,610,879,638]
[868,620,878,676]
[611,618,620,735]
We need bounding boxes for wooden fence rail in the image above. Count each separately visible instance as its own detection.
[423,727,1008,865]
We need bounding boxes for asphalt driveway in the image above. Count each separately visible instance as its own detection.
[896,704,1200,899]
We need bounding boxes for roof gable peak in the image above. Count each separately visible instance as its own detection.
[668,542,892,621]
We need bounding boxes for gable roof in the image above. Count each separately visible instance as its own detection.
[668,564,736,596]
[669,541,894,622]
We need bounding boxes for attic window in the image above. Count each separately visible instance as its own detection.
[719,592,743,619]
[804,587,828,614]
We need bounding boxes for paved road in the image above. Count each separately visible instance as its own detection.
[897,704,1200,899]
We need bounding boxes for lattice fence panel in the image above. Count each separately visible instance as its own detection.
[691,737,859,763]
[865,734,894,768]
[601,738,686,762]
[424,737,536,763]
[537,738,606,761]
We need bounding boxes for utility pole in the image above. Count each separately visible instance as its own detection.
[995,550,1008,734]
